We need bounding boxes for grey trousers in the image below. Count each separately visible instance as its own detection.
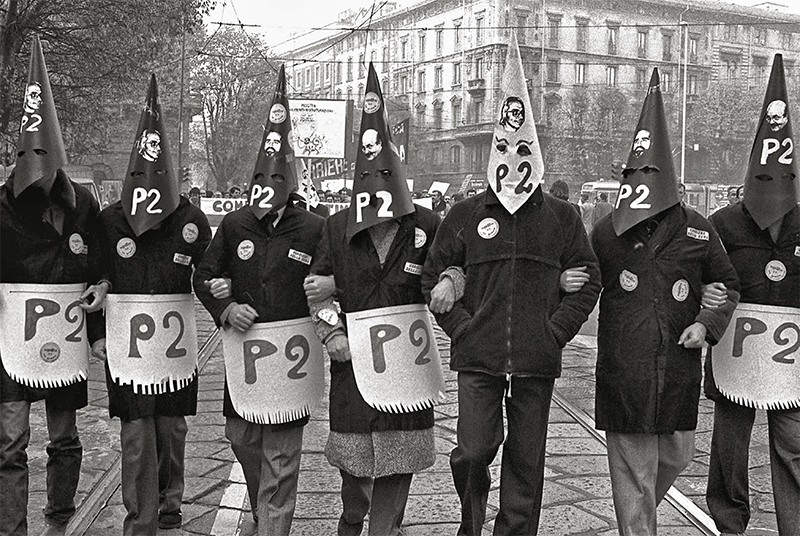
[120,415,188,536]
[606,430,695,536]
[225,417,303,536]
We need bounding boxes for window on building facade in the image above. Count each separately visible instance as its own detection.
[548,16,560,48]
[454,20,462,51]
[689,36,698,62]
[474,100,484,122]
[347,87,353,102]
[315,65,320,84]
[451,145,461,165]
[417,106,426,127]
[606,65,618,86]
[400,75,409,94]
[475,57,484,79]
[476,16,484,45]
[336,63,342,84]
[370,49,376,66]
[433,104,443,129]
[517,15,528,44]
[436,26,444,55]
[688,74,698,95]
[347,58,353,81]
[359,54,365,78]
[662,33,672,61]
[724,24,738,42]
[435,65,443,89]
[336,88,342,99]
[382,46,389,71]
[637,30,648,58]
[401,39,408,60]
[419,32,426,59]
[661,71,671,91]
[453,62,462,85]
[575,62,586,85]
[576,18,588,51]
[754,27,767,46]
[418,69,426,92]
[782,32,793,50]
[471,144,485,168]
[547,59,559,83]
[724,59,738,80]
[607,25,618,55]
[433,147,442,165]
[636,68,647,89]
[452,101,462,127]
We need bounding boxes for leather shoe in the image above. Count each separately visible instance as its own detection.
[158,512,182,530]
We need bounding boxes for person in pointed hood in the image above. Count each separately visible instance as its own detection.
[421,34,601,536]
[704,54,800,536]
[612,69,680,236]
[120,75,181,236]
[248,64,299,221]
[590,69,741,536]
[346,63,415,241]
[0,35,110,536]
[304,62,442,535]
[193,65,326,536]
[87,75,212,535]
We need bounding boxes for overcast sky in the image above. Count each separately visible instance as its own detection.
[204,0,800,50]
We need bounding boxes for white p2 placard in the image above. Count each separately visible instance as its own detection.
[221,318,324,424]
[714,302,800,410]
[0,283,89,389]
[106,294,198,394]
[347,303,445,413]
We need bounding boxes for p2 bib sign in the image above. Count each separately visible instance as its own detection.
[0,283,89,388]
[347,303,445,413]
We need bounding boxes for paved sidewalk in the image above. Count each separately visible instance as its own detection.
[20,304,781,535]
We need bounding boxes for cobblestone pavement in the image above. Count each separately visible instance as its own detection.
[19,302,780,535]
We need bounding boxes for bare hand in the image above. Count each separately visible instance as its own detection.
[304,275,336,303]
[701,282,727,309]
[229,303,258,332]
[91,338,107,361]
[429,277,456,314]
[205,278,232,299]
[326,333,352,362]
[560,266,590,293]
[79,282,110,313]
[678,322,707,349]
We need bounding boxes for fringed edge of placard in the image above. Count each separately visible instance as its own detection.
[8,370,87,389]
[717,384,800,411]
[236,405,312,425]
[112,370,198,395]
[365,390,446,414]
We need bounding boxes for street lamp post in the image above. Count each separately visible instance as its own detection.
[679,14,689,185]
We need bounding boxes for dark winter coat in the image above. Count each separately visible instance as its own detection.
[310,206,440,433]
[591,204,740,434]
[95,197,211,421]
[0,170,102,409]
[704,204,800,401]
[193,203,325,427]
[421,187,601,378]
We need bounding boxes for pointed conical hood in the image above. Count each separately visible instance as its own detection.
[612,68,679,236]
[249,65,298,220]
[346,62,414,241]
[121,75,180,236]
[13,35,68,197]
[743,54,798,230]
[486,33,544,214]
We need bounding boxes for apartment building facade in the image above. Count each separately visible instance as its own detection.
[283,0,799,192]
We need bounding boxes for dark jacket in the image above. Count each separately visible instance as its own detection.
[310,206,440,433]
[0,170,102,408]
[591,204,740,434]
[95,197,211,421]
[421,187,601,378]
[704,204,800,401]
[193,203,325,425]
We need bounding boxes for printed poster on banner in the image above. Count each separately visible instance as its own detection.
[221,318,324,424]
[105,294,198,394]
[713,302,800,410]
[200,197,247,217]
[289,99,347,159]
[347,303,445,413]
[0,283,89,388]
